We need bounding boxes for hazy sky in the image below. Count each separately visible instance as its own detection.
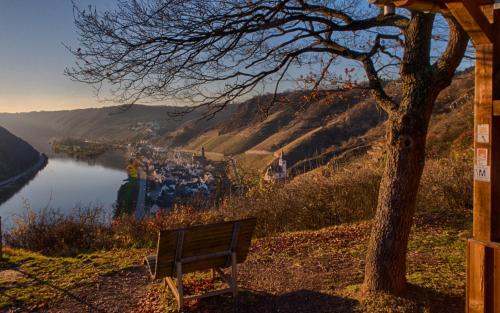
[0,2,472,114]
[0,0,117,113]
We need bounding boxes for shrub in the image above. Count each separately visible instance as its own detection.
[4,207,114,257]
[223,161,381,237]
[417,157,472,212]
[4,205,232,256]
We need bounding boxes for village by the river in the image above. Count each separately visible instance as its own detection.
[115,143,230,218]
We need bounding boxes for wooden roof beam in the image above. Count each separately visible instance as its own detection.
[369,0,447,13]
[370,0,494,6]
[370,0,494,45]
[445,0,494,45]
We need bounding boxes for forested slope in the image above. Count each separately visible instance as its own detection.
[0,126,40,181]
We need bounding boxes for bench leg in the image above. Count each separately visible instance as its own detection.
[231,252,238,298]
[176,262,184,309]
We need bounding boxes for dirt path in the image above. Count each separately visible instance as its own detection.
[45,267,150,313]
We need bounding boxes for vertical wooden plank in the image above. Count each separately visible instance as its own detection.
[467,240,470,312]
[491,5,500,242]
[468,240,487,313]
[494,8,500,100]
[474,44,494,242]
[494,247,500,313]
[491,114,500,242]
[484,245,494,313]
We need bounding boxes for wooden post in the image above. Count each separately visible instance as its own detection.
[464,4,500,313]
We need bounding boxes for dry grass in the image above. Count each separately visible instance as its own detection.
[228,161,381,237]
[0,247,147,310]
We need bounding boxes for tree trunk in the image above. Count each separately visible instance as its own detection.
[363,103,431,293]
[362,11,447,295]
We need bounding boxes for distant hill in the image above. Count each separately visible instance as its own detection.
[0,68,474,175]
[0,126,41,182]
[0,105,235,155]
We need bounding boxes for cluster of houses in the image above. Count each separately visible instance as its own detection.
[121,139,289,216]
[148,152,218,209]
[128,144,220,211]
[128,121,161,135]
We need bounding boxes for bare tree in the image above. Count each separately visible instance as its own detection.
[67,0,469,294]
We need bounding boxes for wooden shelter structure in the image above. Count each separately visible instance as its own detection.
[370,0,500,312]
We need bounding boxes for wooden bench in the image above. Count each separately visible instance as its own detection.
[144,218,257,310]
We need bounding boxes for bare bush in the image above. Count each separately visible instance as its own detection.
[223,162,382,236]
[4,207,113,257]
[417,157,472,212]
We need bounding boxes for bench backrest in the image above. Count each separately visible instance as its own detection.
[154,218,257,278]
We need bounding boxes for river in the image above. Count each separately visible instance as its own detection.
[0,151,128,227]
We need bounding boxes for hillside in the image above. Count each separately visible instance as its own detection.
[174,68,474,173]
[0,69,474,176]
[0,126,41,182]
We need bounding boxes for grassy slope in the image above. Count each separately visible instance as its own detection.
[0,208,470,313]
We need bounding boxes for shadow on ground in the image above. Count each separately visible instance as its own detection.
[0,265,465,313]
[181,284,465,313]
[406,284,465,313]
[180,289,358,313]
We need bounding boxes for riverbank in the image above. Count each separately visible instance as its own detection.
[0,154,48,206]
[0,154,48,190]
[50,138,113,159]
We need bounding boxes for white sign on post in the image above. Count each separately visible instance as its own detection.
[477,124,490,143]
[474,165,491,182]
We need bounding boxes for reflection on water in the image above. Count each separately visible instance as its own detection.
[0,157,127,226]
[51,149,128,171]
